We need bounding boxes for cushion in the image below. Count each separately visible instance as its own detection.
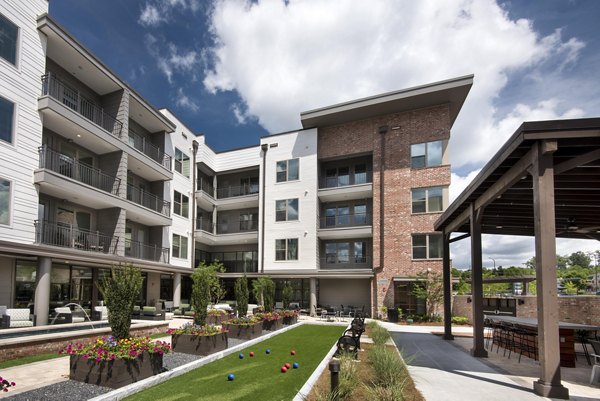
[55,307,72,315]
[6,309,30,321]
[10,320,34,328]
[142,306,156,312]
[94,306,108,320]
[72,317,85,323]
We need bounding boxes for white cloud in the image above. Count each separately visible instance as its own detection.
[175,88,200,112]
[145,34,198,84]
[450,169,481,203]
[138,0,200,26]
[139,4,163,26]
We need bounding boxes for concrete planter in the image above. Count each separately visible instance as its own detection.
[206,314,230,325]
[223,322,263,340]
[171,332,228,356]
[262,318,283,331]
[282,316,298,325]
[69,352,163,389]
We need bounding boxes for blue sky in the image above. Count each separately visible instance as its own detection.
[49,0,600,267]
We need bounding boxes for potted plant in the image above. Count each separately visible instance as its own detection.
[379,305,388,320]
[252,276,275,312]
[167,323,228,356]
[222,316,263,340]
[65,336,170,389]
[255,311,283,331]
[281,309,299,325]
[206,308,230,325]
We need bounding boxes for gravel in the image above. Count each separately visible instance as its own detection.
[4,335,261,400]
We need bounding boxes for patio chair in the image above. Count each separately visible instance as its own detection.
[589,340,600,385]
[339,305,353,321]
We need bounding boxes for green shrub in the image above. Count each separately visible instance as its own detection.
[369,323,391,346]
[234,275,249,318]
[252,277,276,312]
[282,281,293,309]
[98,263,143,340]
[191,264,212,326]
[451,316,470,325]
[369,345,407,386]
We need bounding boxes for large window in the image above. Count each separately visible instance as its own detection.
[14,260,36,308]
[173,190,189,218]
[275,238,298,261]
[276,158,299,182]
[275,198,299,221]
[0,178,10,225]
[412,234,443,259]
[172,234,188,259]
[410,140,443,168]
[0,95,14,144]
[411,187,443,213]
[0,13,18,66]
[325,240,367,264]
[174,148,190,177]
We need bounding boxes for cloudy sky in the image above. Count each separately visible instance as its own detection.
[50,0,600,268]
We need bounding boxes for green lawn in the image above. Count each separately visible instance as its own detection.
[126,324,344,401]
[0,352,65,369]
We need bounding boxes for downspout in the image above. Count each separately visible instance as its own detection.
[377,125,388,317]
[190,139,199,270]
[260,143,268,274]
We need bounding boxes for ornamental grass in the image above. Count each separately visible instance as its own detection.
[62,336,170,361]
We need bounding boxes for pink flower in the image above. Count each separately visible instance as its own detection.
[83,355,88,359]
[10,382,15,386]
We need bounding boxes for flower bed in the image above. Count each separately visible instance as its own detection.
[255,312,283,331]
[1,377,16,393]
[167,324,228,356]
[206,309,231,325]
[222,317,263,340]
[281,310,299,325]
[64,336,170,388]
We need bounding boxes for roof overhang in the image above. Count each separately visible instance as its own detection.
[300,74,473,129]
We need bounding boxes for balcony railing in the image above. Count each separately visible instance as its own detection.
[216,183,259,199]
[220,260,259,273]
[216,220,258,234]
[196,217,214,233]
[198,178,215,198]
[126,184,170,217]
[38,146,121,195]
[125,239,169,263]
[319,213,372,229]
[319,171,373,189]
[128,130,172,170]
[34,220,118,254]
[319,256,372,270]
[41,74,123,137]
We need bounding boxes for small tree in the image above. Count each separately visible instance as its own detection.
[191,262,217,326]
[98,263,143,340]
[207,260,226,305]
[282,281,293,309]
[234,275,249,318]
[253,276,276,312]
[412,270,443,317]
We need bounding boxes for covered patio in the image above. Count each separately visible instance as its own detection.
[434,118,600,398]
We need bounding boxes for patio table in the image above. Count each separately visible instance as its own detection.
[486,315,600,367]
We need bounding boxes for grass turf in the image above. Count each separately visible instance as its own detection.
[126,324,344,401]
[0,352,65,369]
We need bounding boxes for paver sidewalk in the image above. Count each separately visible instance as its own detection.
[0,356,70,396]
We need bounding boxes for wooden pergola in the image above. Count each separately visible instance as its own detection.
[434,118,600,399]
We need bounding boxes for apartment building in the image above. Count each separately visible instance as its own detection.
[0,1,472,325]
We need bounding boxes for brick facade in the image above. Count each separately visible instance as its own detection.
[318,104,451,314]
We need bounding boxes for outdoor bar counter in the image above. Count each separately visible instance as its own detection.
[485,315,600,368]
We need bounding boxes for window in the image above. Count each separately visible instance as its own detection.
[276,158,299,182]
[275,238,298,261]
[275,198,299,221]
[172,234,188,259]
[0,13,18,66]
[174,148,190,177]
[0,95,14,144]
[354,241,367,263]
[411,140,443,168]
[0,178,10,225]
[412,234,443,259]
[173,190,189,218]
[239,211,258,231]
[412,187,444,213]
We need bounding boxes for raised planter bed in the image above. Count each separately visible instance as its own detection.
[171,332,228,356]
[282,315,298,325]
[262,318,283,331]
[206,314,231,325]
[223,321,263,340]
[69,352,163,389]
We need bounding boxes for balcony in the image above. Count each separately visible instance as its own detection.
[41,74,123,138]
[126,184,170,217]
[196,217,214,233]
[128,130,171,169]
[220,260,259,274]
[37,146,120,195]
[125,239,169,263]
[195,218,258,246]
[216,220,258,234]
[216,183,259,199]
[34,220,118,254]
[196,179,259,211]
[319,256,372,270]
[318,171,373,202]
[318,212,373,239]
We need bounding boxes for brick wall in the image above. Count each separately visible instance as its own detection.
[0,323,168,362]
[318,104,451,315]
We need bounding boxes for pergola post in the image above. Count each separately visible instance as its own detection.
[531,140,569,399]
[443,232,454,340]
[470,203,487,357]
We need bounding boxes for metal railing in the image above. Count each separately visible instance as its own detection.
[319,256,372,269]
[216,220,258,234]
[126,184,170,216]
[125,239,169,263]
[128,130,171,169]
[41,74,123,137]
[196,217,214,233]
[38,146,121,195]
[319,170,373,189]
[34,220,118,254]
[216,183,259,199]
[319,213,372,228]
[220,260,259,273]
[198,178,215,198]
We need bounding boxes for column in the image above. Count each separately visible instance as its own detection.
[443,232,454,340]
[470,204,487,357]
[34,257,52,326]
[212,206,218,235]
[173,273,182,308]
[309,278,317,317]
[531,141,568,399]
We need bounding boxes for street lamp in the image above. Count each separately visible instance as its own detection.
[489,257,496,269]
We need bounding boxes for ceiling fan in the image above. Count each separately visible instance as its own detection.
[556,218,600,238]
